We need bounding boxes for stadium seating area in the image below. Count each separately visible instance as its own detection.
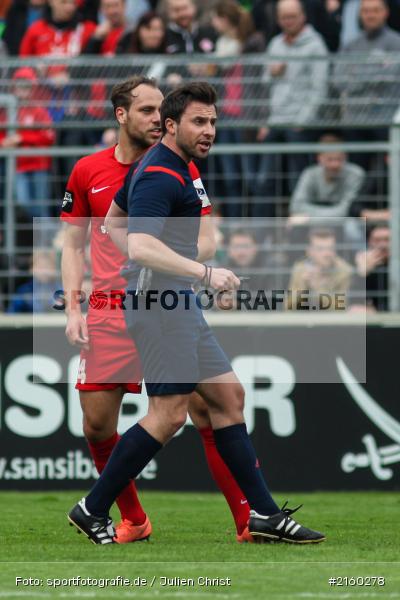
[0,0,398,311]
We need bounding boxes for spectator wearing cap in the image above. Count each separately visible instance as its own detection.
[0,68,55,218]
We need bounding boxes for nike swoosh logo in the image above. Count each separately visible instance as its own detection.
[91,186,111,194]
[240,500,248,505]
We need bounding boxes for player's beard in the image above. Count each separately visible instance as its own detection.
[127,127,157,151]
[176,136,210,162]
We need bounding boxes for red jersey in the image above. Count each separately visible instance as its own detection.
[19,19,96,57]
[60,146,211,324]
[0,106,55,172]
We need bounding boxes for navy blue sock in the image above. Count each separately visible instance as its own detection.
[85,424,162,517]
[213,423,279,516]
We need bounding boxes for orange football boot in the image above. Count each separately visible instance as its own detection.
[236,526,254,543]
[114,515,152,544]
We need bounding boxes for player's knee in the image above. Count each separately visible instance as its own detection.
[188,393,210,428]
[168,410,188,435]
[83,417,111,443]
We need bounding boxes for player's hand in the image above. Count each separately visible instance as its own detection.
[209,268,240,291]
[65,312,89,350]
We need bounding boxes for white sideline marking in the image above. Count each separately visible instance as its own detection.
[0,594,240,599]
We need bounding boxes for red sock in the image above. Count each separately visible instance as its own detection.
[87,432,146,525]
[199,427,250,534]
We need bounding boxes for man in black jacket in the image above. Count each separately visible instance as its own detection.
[165,0,217,54]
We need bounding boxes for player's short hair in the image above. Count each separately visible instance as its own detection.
[160,82,218,135]
[110,76,157,115]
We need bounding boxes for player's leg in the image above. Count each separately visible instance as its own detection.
[80,388,150,542]
[69,392,190,543]
[197,372,325,544]
[188,392,250,538]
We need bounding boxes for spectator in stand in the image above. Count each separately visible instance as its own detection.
[116,12,167,81]
[19,0,97,57]
[85,0,127,55]
[255,0,328,219]
[0,68,55,219]
[252,0,342,51]
[286,228,353,310]
[341,0,400,47]
[211,0,265,218]
[225,228,268,301]
[337,0,400,166]
[117,10,166,53]
[288,133,365,232]
[165,0,217,54]
[7,249,61,313]
[354,222,390,311]
[3,0,46,55]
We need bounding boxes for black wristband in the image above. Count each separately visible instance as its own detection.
[201,264,208,286]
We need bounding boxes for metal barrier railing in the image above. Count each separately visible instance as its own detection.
[1,53,400,129]
[0,53,399,310]
[0,139,397,310]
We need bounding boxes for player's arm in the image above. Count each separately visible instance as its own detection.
[197,214,217,262]
[105,200,128,255]
[106,202,216,260]
[128,173,239,290]
[61,223,90,350]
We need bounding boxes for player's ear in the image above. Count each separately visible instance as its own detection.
[165,117,176,136]
[115,106,127,125]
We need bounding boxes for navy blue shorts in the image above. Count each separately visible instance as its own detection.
[124,284,232,396]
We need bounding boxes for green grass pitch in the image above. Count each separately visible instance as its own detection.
[0,491,399,599]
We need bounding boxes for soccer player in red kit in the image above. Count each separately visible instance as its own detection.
[61,76,251,544]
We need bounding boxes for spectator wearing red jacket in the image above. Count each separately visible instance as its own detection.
[85,0,127,55]
[0,68,55,218]
[19,0,96,58]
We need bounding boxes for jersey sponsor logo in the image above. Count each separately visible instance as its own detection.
[91,186,111,194]
[193,178,211,208]
[62,190,74,213]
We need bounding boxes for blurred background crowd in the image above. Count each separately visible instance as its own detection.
[0,0,398,312]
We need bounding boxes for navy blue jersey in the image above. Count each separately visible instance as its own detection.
[114,149,211,217]
[126,143,203,263]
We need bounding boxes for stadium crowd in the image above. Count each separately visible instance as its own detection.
[0,0,397,311]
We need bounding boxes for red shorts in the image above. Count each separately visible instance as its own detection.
[75,321,143,393]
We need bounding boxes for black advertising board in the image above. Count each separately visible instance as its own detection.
[0,322,399,491]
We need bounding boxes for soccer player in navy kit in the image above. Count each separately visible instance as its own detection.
[69,82,325,545]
